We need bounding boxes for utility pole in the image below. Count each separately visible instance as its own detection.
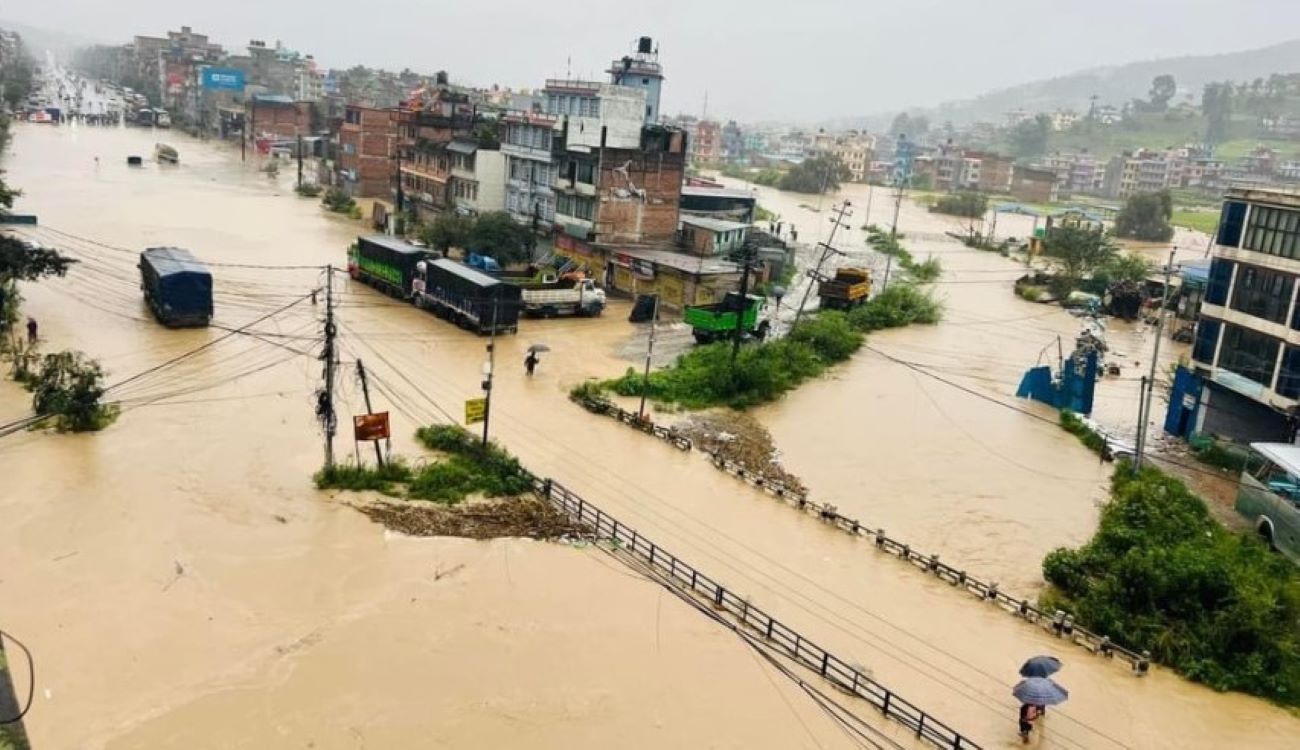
[319,267,337,469]
[356,359,384,466]
[638,294,659,421]
[732,242,757,366]
[793,200,852,328]
[297,133,304,189]
[884,134,913,292]
[1134,248,1177,473]
[481,297,499,447]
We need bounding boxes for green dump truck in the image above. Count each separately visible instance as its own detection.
[684,292,769,345]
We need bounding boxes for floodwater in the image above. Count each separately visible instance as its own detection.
[1,122,1296,749]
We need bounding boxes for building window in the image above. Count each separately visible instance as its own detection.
[576,161,594,184]
[345,109,360,125]
[1218,323,1280,386]
[1230,265,1295,324]
[1206,258,1233,306]
[1243,205,1300,260]
[1278,347,1300,399]
[1193,319,1220,364]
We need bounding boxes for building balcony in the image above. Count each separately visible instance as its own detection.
[502,142,554,163]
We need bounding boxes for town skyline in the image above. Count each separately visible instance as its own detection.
[6,0,1300,123]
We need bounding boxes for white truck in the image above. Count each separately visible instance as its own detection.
[519,277,606,318]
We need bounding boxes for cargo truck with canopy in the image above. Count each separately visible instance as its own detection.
[138,247,213,328]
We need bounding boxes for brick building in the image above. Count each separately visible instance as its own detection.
[338,105,395,199]
[246,94,313,139]
[1010,165,1060,203]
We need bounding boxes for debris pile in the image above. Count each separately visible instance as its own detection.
[356,496,586,541]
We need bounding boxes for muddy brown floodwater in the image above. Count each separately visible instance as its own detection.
[1,123,1296,749]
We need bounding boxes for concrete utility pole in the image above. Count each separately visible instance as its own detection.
[1134,248,1177,473]
[793,200,853,328]
[297,134,304,189]
[638,294,659,421]
[356,359,383,466]
[481,297,499,447]
[732,242,757,366]
[320,267,337,469]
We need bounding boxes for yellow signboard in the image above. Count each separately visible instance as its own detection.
[464,397,487,425]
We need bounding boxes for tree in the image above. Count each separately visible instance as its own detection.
[1149,74,1177,111]
[1202,82,1233,144]
[1042,225,1117,294]
[1100,253,1153,285]
[1009,114,1051,159]
[466,211,535,264]
[419,214,473,254]
[28,350,116,431]
[889,112,929,139]
[778,155,851,194]
[1114,191,1175,242]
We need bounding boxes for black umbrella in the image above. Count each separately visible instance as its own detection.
[1019,655,1063,678]
[1012,677,1069,706]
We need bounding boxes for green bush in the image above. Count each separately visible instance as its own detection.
[1189,434,1263,474]
[322,187,356,214]
[848,284,942,332]
[788,311,863,363]
[1041,464,1300,705]
[414,424,533,498]
[907,256,942,283]
[1059,409,1106,455]
[1018,285,1045,302]
[933,192,989,218]
[294,183,323,198]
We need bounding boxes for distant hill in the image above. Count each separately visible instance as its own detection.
[837,38,1300,130]
[0,18,109,62]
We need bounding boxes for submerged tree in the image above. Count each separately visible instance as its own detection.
[29,350,117,431]
[1042,225,1117,294]
[1114,190,1175,242]
[778,155,852,194]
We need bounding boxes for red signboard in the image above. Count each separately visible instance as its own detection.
[353,412,391,442]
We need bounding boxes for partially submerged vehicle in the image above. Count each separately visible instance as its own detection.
[1236,442,1300,566]
[685,292,769,344]
[139,247,213,327]
[154,143,179,164]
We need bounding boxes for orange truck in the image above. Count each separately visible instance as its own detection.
[817,267,873,310]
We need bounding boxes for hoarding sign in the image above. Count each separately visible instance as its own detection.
[353,412,391,441]
[202,68,246,91]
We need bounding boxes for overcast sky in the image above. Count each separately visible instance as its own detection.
[5,1,1300,121]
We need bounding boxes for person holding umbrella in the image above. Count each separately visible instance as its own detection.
[1012,669,1069,743]
[524,343,550,376]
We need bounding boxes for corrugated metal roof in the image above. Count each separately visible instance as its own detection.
[430,258,506,287]
[447,139,478,155]
[681,216,750,233]
[141,247,210,277]
[360,235,427,255]
[681,185,756,200]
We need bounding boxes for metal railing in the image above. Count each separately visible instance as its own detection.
[569,397,1152,674]
[533,475,982,750]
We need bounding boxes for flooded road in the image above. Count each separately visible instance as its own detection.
[2,123,1296,748]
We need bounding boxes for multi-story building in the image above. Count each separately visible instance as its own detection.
[692,120,721,163]
[295,56,325,102]
[830,134,875,183]
[448,138,506,216]
[394,79,477,219]
[1188,188,1300,441]
[972,151,1014,193]
[720,121,745,162]
[1010,165,1060,203]
[338,104,395,199]
[607,36,664,122]
[502,110,561,226]
[1104,149,1175,199]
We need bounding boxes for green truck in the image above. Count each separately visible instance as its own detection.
[685,292,770,344]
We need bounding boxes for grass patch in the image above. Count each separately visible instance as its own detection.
[314,458,413,496]
[314,425,532,505]
[1059,409,1107,455]
[1041,463,1300,706]
[1171,209,1219,235]
[596,288,942,410]
[1188,433,1264,474]
[866,228,943,283]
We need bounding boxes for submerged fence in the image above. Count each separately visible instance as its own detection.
[533,475,983,750]
[571,396,1151,675]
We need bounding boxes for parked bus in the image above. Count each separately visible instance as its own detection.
[1236,442,1300,565]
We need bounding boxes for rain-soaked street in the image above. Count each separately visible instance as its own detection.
[2,122,1297,748]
